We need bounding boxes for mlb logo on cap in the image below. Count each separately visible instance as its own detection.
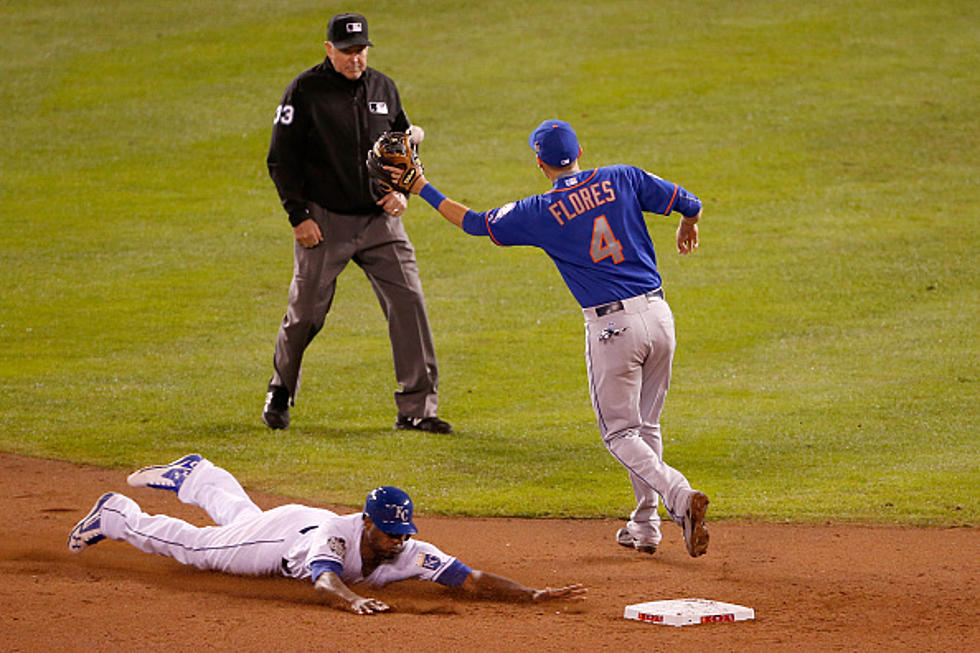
[327,13,373,49]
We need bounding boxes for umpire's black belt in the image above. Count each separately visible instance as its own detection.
[592,288,664,317]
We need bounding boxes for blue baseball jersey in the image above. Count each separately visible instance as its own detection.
[461,165,701,307]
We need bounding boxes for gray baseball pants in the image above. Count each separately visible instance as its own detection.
[271,204,439,418]
[583,291,696,547]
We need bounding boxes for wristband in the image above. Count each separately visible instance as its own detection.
[419,183,446,210]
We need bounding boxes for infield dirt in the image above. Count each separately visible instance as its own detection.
[2,453,975,651]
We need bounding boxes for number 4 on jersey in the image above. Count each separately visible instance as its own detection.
[590,215,624,264]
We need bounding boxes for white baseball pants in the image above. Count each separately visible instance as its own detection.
[99,459,323,576]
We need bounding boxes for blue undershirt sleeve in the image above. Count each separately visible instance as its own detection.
[309,559,343,583]
[434,559,472,587]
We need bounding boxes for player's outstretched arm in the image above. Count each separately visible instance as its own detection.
[314,571,390,615]
[422,189,470,229]
[414,177,471,228]
[460,569,587,603]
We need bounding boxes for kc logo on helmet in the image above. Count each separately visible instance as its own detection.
[346,22,363,33]
[392,505,411,522]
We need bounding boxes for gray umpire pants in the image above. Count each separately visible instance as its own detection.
[271,204,439,418]
[583,290,695,545]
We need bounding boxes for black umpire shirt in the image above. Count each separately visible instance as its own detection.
[268,57,411,226]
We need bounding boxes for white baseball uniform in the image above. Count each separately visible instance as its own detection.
[98,459,470,587]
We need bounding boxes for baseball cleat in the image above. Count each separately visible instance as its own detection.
[68,492,115,553]
[262,384,290,430]
[127,454,203,493]
[682,491,710,557]
[616,527,657,554]
[395,414,453,434]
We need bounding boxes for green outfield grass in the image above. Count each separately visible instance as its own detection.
[1,0,976,524]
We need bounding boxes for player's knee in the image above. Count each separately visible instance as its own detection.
[603,427,641,445]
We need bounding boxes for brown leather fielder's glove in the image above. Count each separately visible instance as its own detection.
[365,131,424,194]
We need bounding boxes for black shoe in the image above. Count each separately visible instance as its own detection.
[395,414,453,434]
[262,384,290,430]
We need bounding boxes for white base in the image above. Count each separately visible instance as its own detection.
[624,598,755,627]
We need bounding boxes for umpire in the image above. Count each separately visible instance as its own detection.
[263,13,450,433]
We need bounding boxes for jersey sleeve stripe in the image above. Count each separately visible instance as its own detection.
[664,183,679,214]
[485,214,504,246]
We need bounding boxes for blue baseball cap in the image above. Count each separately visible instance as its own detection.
[528,119,580,167]
[363,486,418,535]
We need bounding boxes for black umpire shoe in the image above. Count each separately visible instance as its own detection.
[395,414,453,434]
[262,384,290,430]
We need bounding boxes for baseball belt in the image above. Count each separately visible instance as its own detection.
[594,288,664,317]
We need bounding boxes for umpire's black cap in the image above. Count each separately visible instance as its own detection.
[327,13,373,49]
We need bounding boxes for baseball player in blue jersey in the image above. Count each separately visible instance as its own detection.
[67,454,586,614]
[373,120,709,557]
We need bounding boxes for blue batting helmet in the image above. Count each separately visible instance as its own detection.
[363,486,418,535]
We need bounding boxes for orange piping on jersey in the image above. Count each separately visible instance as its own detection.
[664,184,679,214]
[544,169,599,193]
[485,214,505,246]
